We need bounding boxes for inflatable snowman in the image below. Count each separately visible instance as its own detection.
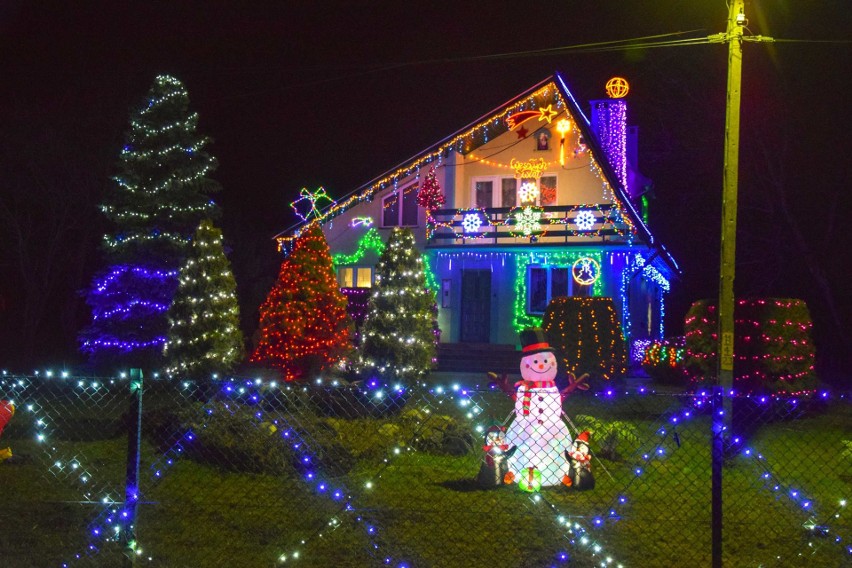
[503,328,573,489]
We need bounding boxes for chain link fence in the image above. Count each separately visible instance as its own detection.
[1,372,850,567]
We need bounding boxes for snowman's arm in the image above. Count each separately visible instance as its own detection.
[487,372,518,399]
[560,373,590,401]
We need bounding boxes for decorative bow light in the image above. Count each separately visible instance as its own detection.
[290,187,336,223]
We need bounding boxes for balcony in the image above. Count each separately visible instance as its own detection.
[425,204,634,248]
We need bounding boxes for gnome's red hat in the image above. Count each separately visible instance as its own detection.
[0,400,14,437]
[520,328,553,355]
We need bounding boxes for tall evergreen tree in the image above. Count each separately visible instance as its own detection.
[357,228,438,383]
[250,223,353,381]
[164,220,243,378]
[81,75,221,370]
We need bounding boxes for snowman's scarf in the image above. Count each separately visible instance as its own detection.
[514,380,556,415]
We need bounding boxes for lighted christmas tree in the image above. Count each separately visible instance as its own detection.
[357,228,438,383]
[164,220,243,378]
[416,165,445,209]
[81,75,221,370]
[250,223,353,381]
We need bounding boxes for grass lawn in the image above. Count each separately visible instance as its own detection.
[1,381,850,567]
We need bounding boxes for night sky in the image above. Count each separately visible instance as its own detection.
[1,2,850,376]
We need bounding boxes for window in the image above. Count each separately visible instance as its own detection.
[527,265,591,314]
[474,179,494,208]
[338,267,373,288]
[356,267,373,288]
[382,183,419,227]
[540,175,557,207]
[473,176,554,209]
[501,178,517,208]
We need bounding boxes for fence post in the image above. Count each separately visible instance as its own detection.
[711,385,724,568]
[123,368,144,565]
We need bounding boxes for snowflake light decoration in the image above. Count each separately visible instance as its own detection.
[462,212,483,234]
[575,210,596,231]
[518,181,539,204]
[514,206,541,237]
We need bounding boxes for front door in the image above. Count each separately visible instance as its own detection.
[460,269,491,343]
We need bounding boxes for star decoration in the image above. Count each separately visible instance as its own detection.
[291,187,335,222]
[516,125,529,139]
[538,104,558,124]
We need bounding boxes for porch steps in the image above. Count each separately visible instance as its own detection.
[435,342,521,375]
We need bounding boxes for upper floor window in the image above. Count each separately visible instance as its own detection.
[382,183,419,227]
[540,175,557,207]
[338,267,373,288]
[473,175,557,209]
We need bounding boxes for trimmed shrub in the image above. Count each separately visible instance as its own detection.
[543,297,628,380]
[684,298,818,393]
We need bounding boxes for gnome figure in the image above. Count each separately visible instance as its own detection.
[564,430,595,490]
[476,426,516,488]
[503,328,574,488]
[0,400,15,462]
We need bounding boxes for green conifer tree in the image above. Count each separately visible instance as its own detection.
[357,228,437,383]
[81,74,221,370]
[164,220,243,378]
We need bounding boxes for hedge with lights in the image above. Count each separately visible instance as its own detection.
[81,74,221,370]
[356,228,438,383]
[251,223,354,381]
[163,220,244,379]
[683,298,818,393]
[542,296,628,380]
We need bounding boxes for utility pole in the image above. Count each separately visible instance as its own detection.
[710,2,751,566]
[717,0,745,397]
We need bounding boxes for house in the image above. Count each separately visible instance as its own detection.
[276,72,679,371]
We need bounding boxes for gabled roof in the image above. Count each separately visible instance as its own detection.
[277,71,679,276]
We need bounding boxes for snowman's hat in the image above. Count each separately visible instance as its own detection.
[574,431,590,445]
[520,328,553,355]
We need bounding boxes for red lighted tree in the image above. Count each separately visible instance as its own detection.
[251,223,353,381]
[416,165,445,209]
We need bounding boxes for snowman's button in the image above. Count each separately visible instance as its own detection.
[538,396,544,401]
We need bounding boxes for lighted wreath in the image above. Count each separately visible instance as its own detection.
[572,257,600,285]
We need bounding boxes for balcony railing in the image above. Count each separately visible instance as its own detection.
[425,204,634,247]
